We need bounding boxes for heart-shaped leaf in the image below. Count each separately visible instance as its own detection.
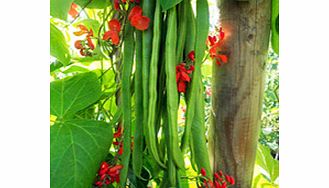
[50,23,71,66]
[50,72,101,119]
[51,119,113,188]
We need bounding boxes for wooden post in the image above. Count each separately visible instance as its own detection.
[209,0,272,187]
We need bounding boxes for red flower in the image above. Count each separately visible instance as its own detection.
[73,24,89,36]
[131,15,150,31]
[225,175,235,185]
[74,40,83,49]
[176,63,194,93]
[103,30,120,45]
[128,6,142,21]
[68,3,79,18]
[187,50,195,62]
[114,0,120,10]
[201,167,207,176]
[208,27,228,66]
[208,35,217,46]
[113,126,122,138]
[108,19,121,32]
[128,6,150,31]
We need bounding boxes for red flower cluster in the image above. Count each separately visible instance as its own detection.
[114,0,140,10]
[94,162,123,187]
[73,25,95,56]
[68,3,79,18]
[208,27,228,66]
[199,168,235,188]
[176,50,195,93]
[103,19,121,45]
[176,63,194,93]
[113,125,124,155]
[128,6,150,31]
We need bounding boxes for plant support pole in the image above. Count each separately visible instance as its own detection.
[210,0,272,187]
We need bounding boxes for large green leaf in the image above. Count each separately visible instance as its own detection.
[255,144,279,183]
[50,72,101,119]
[50,0,73,21]
[50,119,113,188]
[74,0,110,9]
[271,0,279,54]
[160,0,183,11]
[50,23,71,66]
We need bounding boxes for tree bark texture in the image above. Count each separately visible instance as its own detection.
[209,0,272,187]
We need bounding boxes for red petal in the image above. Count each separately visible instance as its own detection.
[218,55,228,63]
[128,6,142,21]
[74,40,83,49]
[131,15,150,31]
[87,37,95,50]
[176,72,181,82]
[68,4,79,18]
[114,0,119,10]
[87,29,93,37]
[103,30,120,45]
[201,168,207,176]
[177,81,186,93]
[219,27,225,40]
[180,72,191,82]
[187,50,195,61]
[108,19,121,32]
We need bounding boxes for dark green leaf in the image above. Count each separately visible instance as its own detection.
[50,23,71,65]
[50,0,73,21]
[160,0,183,11]
[50,72,101,119]
[271,0,279,54]
[50,119,112,188]
[74,0,111,9]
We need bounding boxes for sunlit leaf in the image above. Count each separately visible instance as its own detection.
[50,23,71,65]
[50,0,73,21]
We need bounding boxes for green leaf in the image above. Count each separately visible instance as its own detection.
[74,0,110,9]
[271,0,279,54]
[50,119,113,188]
[50,23,71,65]
[160,0,183,11]
[73,19,100,36]
[50,0,73,21]
[50,72,101,119]
[255,144,279,183]
[62,65,90,74]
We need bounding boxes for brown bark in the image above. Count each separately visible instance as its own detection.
[209,0,272,187]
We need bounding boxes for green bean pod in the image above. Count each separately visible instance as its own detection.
[184,0,196,55]
[181,0,210,154]
[142,0,155,166]
[146,0,166,168]
[176,0,187,63]
[165,7,185,169]
[119,23,135,187]
[190,75,212,179]
[132,30,144,177]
